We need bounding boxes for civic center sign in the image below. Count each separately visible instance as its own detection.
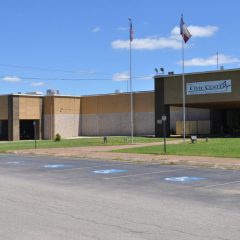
[186,80,232,95]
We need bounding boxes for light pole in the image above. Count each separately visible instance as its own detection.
[33,121,37,149]
[157,115,167,154]
[162,114,167,154]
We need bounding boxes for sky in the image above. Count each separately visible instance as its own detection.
[1,0,240,96]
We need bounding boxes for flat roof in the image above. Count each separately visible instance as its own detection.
[154,68,240,79]
[0,90,154,98]
[16,94,44,97]
[44,94,82,98]
[81,90,154,97]
[0,93,44,97]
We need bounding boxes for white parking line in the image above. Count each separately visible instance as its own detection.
[104,168,190,180]
[45,164,111,171]
[47,161,139,172]
[198,180,240,189]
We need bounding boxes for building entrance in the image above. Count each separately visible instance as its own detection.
[20,120,39,140]
[0,120,8,140]
[211,109,240,136]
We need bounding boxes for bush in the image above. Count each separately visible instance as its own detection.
[54,133,61,142]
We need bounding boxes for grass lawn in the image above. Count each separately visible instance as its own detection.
[114,138,240,158]
[0,136,166,152]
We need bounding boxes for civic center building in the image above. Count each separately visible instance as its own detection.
[0,68,240,141]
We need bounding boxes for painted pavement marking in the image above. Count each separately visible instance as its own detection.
[45,162,137,172]
[44,164,73,169]
[7,161,21,164]
[104,168,192,180]
[164,176,207,183]
[93,169,128,174]
[44,164,104,171]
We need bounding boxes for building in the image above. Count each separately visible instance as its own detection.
[155,68,240,137]
[1,68,240,141]
[0,91,154,141]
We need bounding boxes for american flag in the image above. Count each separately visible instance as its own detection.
[180,16,192,43]
[129,18,134,42]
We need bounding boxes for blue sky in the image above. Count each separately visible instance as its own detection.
[1,0,240,95]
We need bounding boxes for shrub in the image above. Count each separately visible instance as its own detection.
[54,133,61,142]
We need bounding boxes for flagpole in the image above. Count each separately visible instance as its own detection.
[182,38,186,143]
[130,40,134,143]
[129,18,134,144]
[180,14,191,143]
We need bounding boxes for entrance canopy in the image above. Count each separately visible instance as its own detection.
[155,68,240,137]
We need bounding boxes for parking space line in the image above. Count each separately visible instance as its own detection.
[198,180,240,189]
[104,168,190,180]
[44,165,110,171]
[46,162,138,172]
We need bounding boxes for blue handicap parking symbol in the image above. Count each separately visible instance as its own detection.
[93,169,128,174]
[44,164,70,169]
[165,176,206,183]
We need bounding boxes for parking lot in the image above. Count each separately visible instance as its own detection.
[0,154,240,240]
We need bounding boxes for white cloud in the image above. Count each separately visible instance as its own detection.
[112,72,153,81]
[112,24,219,50]
[112,37,181,50]
[180,54,240,67]
[92,27,101,33]
[31,81,45,86]
[171,25,219,38]
[112,72,129,81]
[2,76,21,82]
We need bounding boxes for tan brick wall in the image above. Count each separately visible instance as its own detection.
[42,92,154,138]
[81,92,155,136]
[54,96,81,114]
[44,115,53,139]
[81,112,154,136]
[134,92,154,112]
[19,96,42,119]
[82,92,154,114]
[54,114,81,138]
[43,96,54,115]
[0,96,8,120]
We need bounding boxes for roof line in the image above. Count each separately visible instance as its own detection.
[154,67,240,79]
[0,90,154,98]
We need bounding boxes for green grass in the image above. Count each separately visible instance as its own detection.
[0,136,165,152]
[114,138,240,158]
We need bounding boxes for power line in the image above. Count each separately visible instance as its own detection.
[0,63,75,73]
[0,75,153,81]
[0,63,153,79]
[0,63,113,76]
[0,76,112,81]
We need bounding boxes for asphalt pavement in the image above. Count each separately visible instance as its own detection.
[0,154,239,240]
